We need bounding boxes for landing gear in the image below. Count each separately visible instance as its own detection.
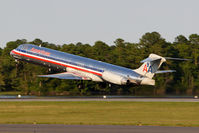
[109,84,112,87]
[15,59,19,63]
[15,59,20,77]
[15,59,20,68]
[78,80,84,89]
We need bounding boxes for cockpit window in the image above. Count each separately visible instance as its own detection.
[17,44,28,50]
[17,45,24,50]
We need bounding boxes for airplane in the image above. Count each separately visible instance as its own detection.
[10,44,187,86]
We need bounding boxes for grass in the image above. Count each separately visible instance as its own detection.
[0,91,21,95]
[0,101,198,126]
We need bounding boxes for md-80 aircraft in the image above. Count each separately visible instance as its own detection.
[10,44,185,85]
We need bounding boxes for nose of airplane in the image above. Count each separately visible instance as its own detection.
[10,50,15,56]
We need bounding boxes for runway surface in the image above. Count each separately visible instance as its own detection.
[0,97,198,102]
[0,124,199,133]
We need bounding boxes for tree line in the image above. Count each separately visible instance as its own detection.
[0,32,199,96]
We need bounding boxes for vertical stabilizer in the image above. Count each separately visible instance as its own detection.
[134,54,166,79]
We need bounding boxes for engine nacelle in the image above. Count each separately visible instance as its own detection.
[102,71,129,85]
[140,78,155,85]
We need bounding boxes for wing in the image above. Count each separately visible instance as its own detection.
[38,72,91,80]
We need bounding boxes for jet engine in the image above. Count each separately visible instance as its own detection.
[140,78,155,85]
[102,71,129,85]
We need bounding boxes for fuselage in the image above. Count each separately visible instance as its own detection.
[10,44,142,85]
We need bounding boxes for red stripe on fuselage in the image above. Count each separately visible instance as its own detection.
[12,50,102,76]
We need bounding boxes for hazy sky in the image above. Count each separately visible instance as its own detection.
[0,0,198,47]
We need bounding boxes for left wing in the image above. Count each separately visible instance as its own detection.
[38,72,91,80]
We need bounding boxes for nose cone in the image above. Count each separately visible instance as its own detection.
[10,50,15,56]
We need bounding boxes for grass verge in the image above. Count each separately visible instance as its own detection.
[0,91,21,95]
[0,101,198,126]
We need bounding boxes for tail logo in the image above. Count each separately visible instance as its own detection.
[143,63,152,73]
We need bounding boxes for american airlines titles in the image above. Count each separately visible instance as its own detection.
[30,48,50,56]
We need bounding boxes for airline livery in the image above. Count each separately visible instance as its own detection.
[10,44,183,85]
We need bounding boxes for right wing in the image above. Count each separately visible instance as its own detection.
[38,72,91,80]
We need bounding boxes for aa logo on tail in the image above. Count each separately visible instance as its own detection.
[143,63,152,73]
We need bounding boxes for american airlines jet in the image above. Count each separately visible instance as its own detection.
[10,44,184,85]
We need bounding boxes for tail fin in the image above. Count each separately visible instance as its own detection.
[134,54,166,79]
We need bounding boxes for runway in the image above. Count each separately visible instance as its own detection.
[0,124,199,133]
[0,97,198,102]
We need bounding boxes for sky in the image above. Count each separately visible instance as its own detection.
[0,0,199,47]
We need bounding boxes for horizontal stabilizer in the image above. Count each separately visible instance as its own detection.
[38,72,91,80]
[164,57,191,61]
[155,70,176,74]
[140,57,161,63]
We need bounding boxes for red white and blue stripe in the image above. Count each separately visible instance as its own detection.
[11,49,103,76]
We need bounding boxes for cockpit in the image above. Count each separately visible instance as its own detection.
[16,44,29,51]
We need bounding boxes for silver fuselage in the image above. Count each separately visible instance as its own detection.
[10,44,142,84]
